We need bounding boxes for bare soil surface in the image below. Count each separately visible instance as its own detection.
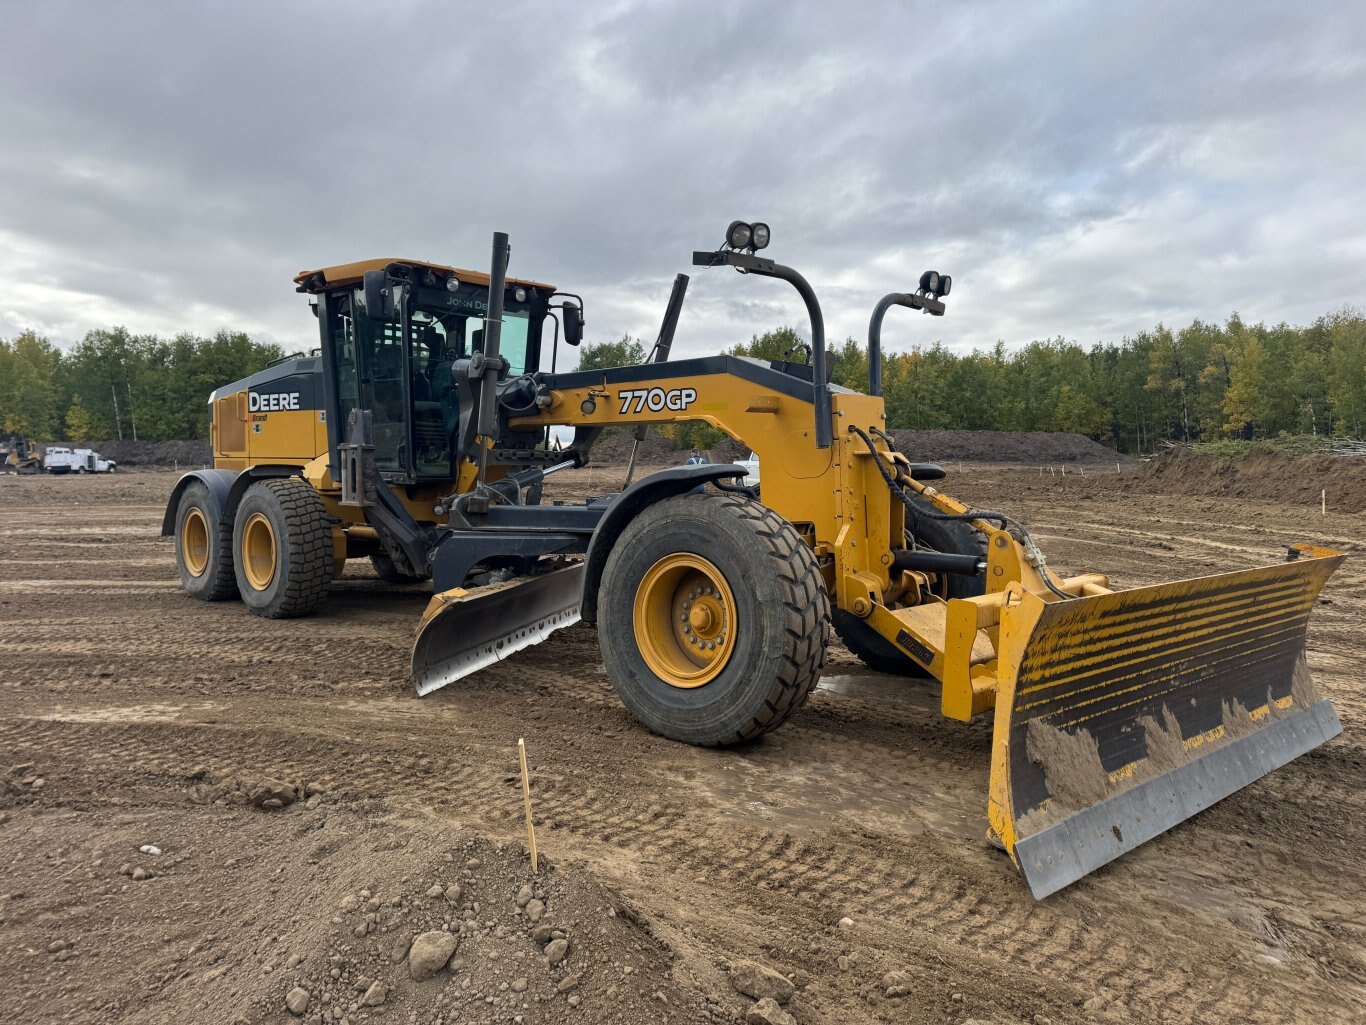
[1,464,1363,1025]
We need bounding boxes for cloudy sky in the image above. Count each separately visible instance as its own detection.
[2,1,1363,366]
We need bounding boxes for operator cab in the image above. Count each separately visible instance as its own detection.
[295,259,556,484]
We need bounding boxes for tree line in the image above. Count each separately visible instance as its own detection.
[0,328,284,442]
[579,309,1366,453]
[3,309,1363,451]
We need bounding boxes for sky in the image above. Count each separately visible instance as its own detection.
[2,0,1364,367]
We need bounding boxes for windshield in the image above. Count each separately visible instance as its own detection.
[333,282,539,482]
[411,283,534,375]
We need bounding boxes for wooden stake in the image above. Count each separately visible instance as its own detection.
[518,738,538,873]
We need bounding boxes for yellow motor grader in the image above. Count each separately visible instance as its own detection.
[164,224,1345,898]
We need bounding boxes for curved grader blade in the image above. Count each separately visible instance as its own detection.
[411,563,585,697]
[988,545,1345,899]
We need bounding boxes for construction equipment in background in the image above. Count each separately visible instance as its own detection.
[2,436,42,474]
[43,446,117,474]
[163,225,1345,899]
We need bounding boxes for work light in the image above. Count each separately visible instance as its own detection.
[750,222,771,250]
[512,286,528,302]
[920,270,940,295]
[726,220,753,250]
[445,275,461,293]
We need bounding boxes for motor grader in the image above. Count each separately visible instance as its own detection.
[164,224,1345,898]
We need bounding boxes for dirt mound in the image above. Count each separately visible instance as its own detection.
[273,830,704,1025]
[1144,444,1366,513]
[588,427,1119,467]
[887,430,1125,464]
[84,439,212,467]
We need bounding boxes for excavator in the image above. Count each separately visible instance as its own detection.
[164,224,1345,898]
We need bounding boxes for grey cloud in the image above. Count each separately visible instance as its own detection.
[1,0,1363,362]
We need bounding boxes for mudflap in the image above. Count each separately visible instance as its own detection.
[987,544,1346,899]
[411,563,585,697]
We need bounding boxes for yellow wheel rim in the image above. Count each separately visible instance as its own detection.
[182,507,210,577]
[241,512,277,591]
[633,553,737,689]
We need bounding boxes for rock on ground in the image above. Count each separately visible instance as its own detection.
[408,931,459,981]
[249,779,296,808]
[730,961,795,1004]
[285,986,310,1016]
[747,997,797,1025]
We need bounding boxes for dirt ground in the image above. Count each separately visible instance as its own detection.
[1,464,1363,1025]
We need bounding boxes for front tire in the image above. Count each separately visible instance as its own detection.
[232,478,333,618]
[175,480,237,601]
[599,492,829,747]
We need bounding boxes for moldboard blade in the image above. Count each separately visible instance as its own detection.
[412,563,585,697]
[987,545,1346,898]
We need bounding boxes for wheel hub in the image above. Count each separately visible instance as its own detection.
[182,507,209,577]
[241,512,277,591]
[633,554,737,688]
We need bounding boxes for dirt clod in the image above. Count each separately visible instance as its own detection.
[883,969,912,998]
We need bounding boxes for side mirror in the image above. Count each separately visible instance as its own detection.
[362,269,390,320]
[563,302,584,346]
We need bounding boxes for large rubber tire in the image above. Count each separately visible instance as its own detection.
[370,553,424,584]
[833,492,988,676]
[232,478,334,619]
[599,491,829,747]
[174,480,237,602]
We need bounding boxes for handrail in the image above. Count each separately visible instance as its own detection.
[866,291,945,397]
[693,249,832,448]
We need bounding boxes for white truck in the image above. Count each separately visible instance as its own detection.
[44,446,117,474]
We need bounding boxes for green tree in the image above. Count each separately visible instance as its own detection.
[728,325,806,362]
[65,394,93,442]
[0,331,61,437]
[1326,309,1366,437]
[575,334,646,372]
[1222,334,1267,436]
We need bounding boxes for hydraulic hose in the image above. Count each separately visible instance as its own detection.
[847,424,1076,601]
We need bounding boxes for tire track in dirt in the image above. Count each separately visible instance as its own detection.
[4,686,1361,1023]
[4,469,1365,1024]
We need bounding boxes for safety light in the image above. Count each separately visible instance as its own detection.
[445,275,461,293]
[750,222,771,250]
[726,220,753,250]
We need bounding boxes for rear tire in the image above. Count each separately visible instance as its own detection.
[835,492,987,676]
[599,492,829,747]
[175,480,237,601]
[232,478,334,618]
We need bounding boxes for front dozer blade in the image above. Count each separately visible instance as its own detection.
[987,545,1345,899]
[412,563,585,697]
